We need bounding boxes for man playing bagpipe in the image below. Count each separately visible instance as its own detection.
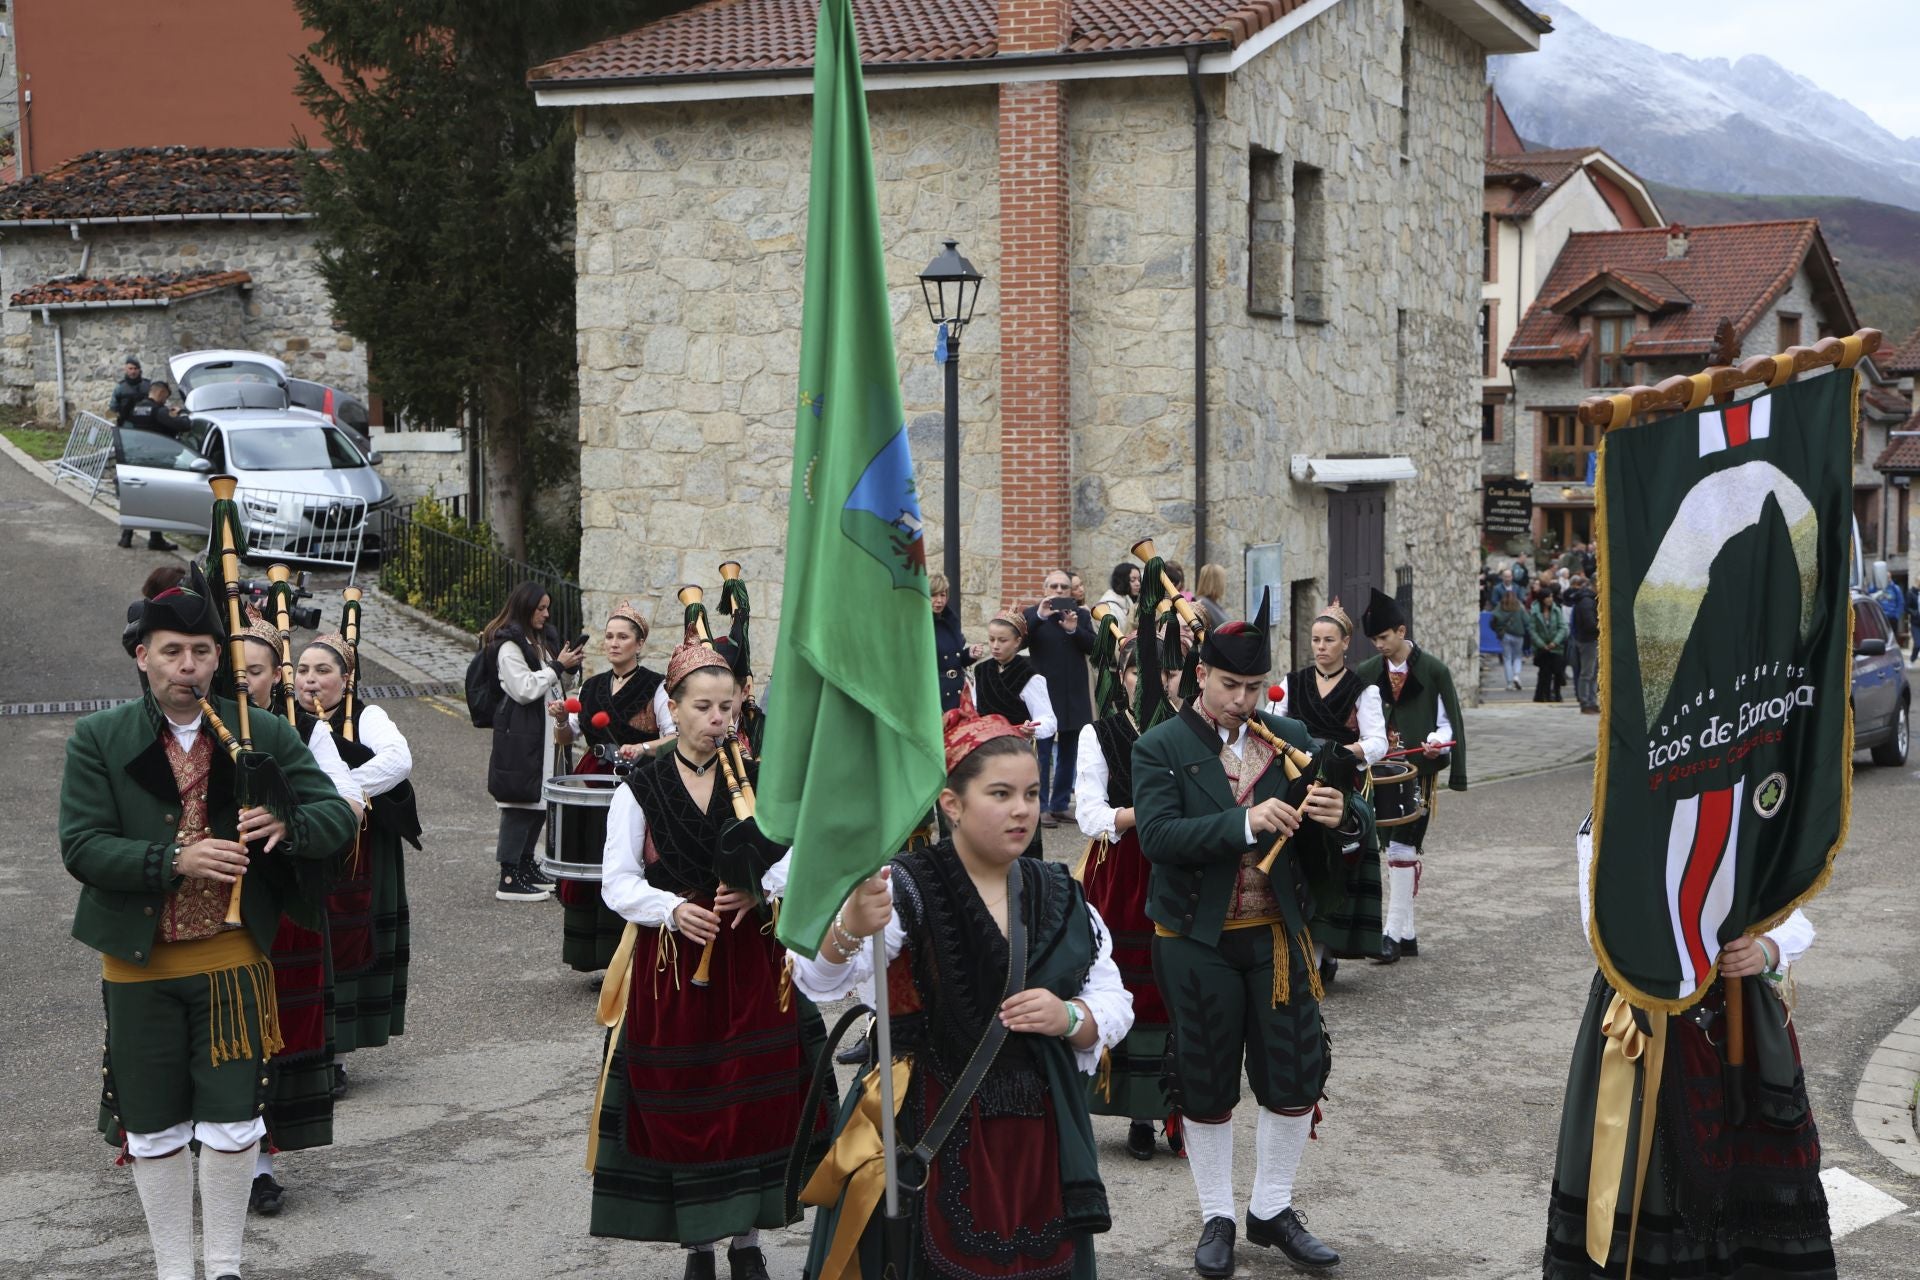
[59,570,358,1280]
[1132,592,1375,1277]
[1355,587,1467,961]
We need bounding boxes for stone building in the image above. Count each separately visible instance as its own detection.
[1870,325,1920,588]
[534,0,1548,687]
[0,147,365,424]
[1479,90,1661,477]
[1503,219,1858,557]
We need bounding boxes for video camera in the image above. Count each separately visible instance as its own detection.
[236,571,323,631]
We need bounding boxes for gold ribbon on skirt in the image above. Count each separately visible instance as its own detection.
[1586,992,1668,1275]
[585,921,641,1172]
[799,1058,914,1280]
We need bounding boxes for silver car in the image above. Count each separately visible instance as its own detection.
[114,382,393,562]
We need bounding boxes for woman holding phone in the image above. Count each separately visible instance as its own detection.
[483,582,584,902]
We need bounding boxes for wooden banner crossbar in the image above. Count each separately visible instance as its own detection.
[1575,328,1883,432]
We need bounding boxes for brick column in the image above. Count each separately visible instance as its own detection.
[996,1,1071,604]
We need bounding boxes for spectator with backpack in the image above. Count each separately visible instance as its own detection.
[1564,574,1600,713]
[471,582,584,901]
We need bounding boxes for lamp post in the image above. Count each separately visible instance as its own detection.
[918,240,983,617]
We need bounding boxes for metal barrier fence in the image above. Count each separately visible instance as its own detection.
[379,507,582,641]
[53,410,116,502]
[237,487,370,585]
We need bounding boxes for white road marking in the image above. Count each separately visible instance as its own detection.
[1822,1167,1907,1239]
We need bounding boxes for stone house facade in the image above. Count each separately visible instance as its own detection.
[0,148,365,424]
[1480,90,1660,477]
[534,0,1549,687]
[1503,219,1858,559]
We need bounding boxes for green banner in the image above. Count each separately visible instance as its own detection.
[1591,371,1855,1011]
[759,0,946,959]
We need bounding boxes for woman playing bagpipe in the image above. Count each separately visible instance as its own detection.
[232,608,363,1215]
[791,704,1136,1280]
[1074,612,1190,1163]
[1543,815,1831,1279]
[591,641,833,1280]
[551,600,671,973]
[1267,599,1388,983]
[297,609,420,1063]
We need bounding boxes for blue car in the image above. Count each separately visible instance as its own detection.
[1851,592,1909,765]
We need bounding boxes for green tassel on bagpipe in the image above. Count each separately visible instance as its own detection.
[1091,607,1125,720]
[718,578,751,675]
[1171,609,1200,704]
[684,601,712,644]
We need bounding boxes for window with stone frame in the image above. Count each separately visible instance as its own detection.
[1593,313,1635,387]
[1777,312,1802,350]
[1248,147,1285,318]
[1292,161,1327,324]
[1542,505,1594,555]
[1540,409,1597,481]
[1854,488,1880,555]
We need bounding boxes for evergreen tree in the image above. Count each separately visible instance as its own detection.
[292,0,677,557]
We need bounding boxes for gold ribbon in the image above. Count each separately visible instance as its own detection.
[1072,837,1108,885]
[799,1058,914,1280]
[1586,993,1668,1273]
[585,922,641,1173]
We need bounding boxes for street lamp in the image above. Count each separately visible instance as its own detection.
[919,240,983,617]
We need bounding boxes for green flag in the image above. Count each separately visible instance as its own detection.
[761,0,945,959]
[1590,371,1855,1012]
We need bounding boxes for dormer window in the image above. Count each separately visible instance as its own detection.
[1595,314,1634,387]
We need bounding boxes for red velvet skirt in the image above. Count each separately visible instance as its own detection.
[1079,830,1166,1026]
[919,1071,1075,1279]
[269,916,330,1059]
[326,826,375,979]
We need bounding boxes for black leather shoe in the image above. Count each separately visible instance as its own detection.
[1194,1216,1236,1278]
[1399,936,1419,958]
[147,533,179,552]
[1374,935,1401,965]
[330,1061,349,1098]
[1127,1120,1156,1161]
[835,1039,870,1066]
[726,1244,770,1280]
[1318,955,1338,987]
[681,1249,717,1280]
[1247,1206,1340,1269]
[249,1172,285,1215]
[117,529,135,548]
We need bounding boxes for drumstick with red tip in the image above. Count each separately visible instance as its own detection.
[1383,740,1456,760]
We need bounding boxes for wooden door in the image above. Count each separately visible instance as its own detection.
[1327,487,1385,661]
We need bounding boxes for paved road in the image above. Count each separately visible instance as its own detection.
[3,447,1917,1279]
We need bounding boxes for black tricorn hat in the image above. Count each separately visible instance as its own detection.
[1362,587,1405,636]
[1200,587,1272,676]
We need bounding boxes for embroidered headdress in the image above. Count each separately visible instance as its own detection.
[665,640,732,691]
[942,690,1028,775]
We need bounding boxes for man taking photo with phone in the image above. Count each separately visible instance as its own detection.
[1022,568,1095,828]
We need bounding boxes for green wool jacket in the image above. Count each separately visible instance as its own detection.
[1133,706,1372,948]
[60,693,358,965]
[1354,646,1469,792]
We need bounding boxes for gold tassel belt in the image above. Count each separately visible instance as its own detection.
[102,931,282,1067]
[1586,993,1667,1274]
[1154,917,1324,1006]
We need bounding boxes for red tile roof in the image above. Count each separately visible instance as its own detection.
[10,269,253,309]
[531,0,1549,84]
[1874,417,1920,473]
[1884,326,1920,376]
[1861,382,1911,419]
[0,148,307,224]
[1505,220,1855,368]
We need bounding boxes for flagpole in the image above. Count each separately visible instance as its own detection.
[872,919,900,1219]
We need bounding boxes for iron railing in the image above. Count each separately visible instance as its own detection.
[379,505,581,641]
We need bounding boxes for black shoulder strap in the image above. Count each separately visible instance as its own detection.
[902,860,1028,1185]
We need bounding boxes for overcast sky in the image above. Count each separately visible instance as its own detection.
[1572,0,1920,138]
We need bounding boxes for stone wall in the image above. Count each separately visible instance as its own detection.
[0,220,366,420]
[368,428,467,505]
[572,90,1002,642]
[17,289,247,423]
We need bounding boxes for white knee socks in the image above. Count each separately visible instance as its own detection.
[199,1139,259,1279]
[1249,1109,1313,1219]
[1386,844,1420,941]
[131,1151,196,1280]
[254,1148,274,1177]
[1181,1115,1235,1224]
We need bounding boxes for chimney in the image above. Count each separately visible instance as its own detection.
[1000,0,1071,54]
[1666,224,1689,260]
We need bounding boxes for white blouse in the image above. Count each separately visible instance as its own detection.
[498,640,560,705]
[302,717,363,809]
[1263,674,1388,765]
[788,874,1135,1076]
[1575,823,1814,972]
[600,779,791,929]
[1074,725,1125,843]
[343,703,412,800]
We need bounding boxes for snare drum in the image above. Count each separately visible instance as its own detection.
[1367,760,1426,829]
[542,774,623,881]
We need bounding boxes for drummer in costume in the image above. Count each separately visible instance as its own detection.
[297,627,419,1067]
[552,600,669,972]
[1075,630,1188,1161]
[233,614,363,1215]
[1543,815,1831,1278]
[61,580,358,1280]
[1270,599,1389,977]
[1355,588,1466,961]
[972,608,1055,857]
[1134,596,1373,1277]
[792,702,1135,1279]
[592,642,831,1280]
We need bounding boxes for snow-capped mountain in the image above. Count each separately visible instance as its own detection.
[1491,1,1920,212]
